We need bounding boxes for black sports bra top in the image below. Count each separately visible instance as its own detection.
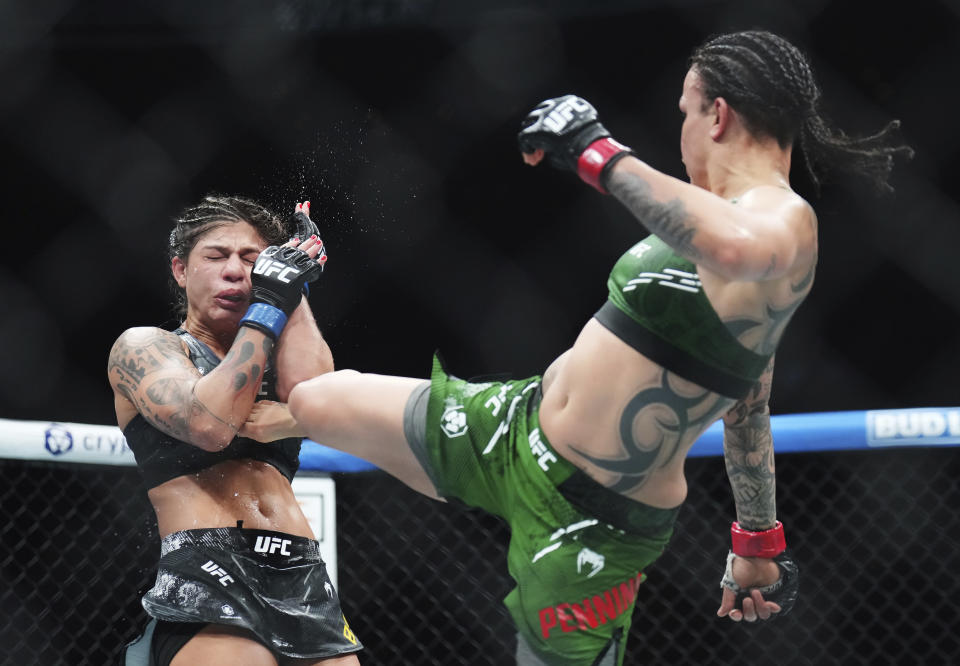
[123,328,301,489]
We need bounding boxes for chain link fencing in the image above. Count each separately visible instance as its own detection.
[2,447,957,665]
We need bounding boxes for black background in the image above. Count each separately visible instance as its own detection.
[1,0,958,426]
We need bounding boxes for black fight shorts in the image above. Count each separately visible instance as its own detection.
[136,527,361,660]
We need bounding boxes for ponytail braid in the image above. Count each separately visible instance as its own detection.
[799,115,912,193]
[690,30,912,193]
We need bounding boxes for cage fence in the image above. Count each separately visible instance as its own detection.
[1,446,958,665]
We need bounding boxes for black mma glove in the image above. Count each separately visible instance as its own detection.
[517,94,633,193]
[720,521,798,618]
[720,550,799,618]
[239,246,322,340]
[290,207,327,271]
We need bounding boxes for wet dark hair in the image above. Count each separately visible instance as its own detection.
[168,194,289,318]
[689,30,913,192]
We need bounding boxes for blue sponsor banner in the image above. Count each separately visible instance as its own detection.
[865,407,960,447]
[301,408,960,470]
[680,408,960,458]
[686,410,869,457]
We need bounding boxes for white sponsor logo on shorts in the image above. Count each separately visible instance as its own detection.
[481,382,537,455]
[441,405,468,438]
[201,560,235,587]
[531,519,599,564]
[577,548,605,578]
[254,536,292,556]
[528,428,557,471]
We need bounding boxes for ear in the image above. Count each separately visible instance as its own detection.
[710,96,730,141]
[171,256,187,288]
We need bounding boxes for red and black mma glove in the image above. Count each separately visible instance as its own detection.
[239,246,322,341]
[517,94,633,193]
[720,521,799,617]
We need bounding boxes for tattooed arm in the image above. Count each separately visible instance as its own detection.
[605,160,816,283]
[107,326,274,451]
[716,356,792,621]
[721,356,777,530]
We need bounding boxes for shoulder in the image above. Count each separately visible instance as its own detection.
[107,326,199,400]
[738,186,818,266]
[738,186,814,224]
[112,326,182,347]
[109,327,189,365]
[739,186,816,231]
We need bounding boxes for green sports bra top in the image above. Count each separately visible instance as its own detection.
[593,234,772,399]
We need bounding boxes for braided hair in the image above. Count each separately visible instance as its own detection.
[168,194,289,318]
[689,30,913,193]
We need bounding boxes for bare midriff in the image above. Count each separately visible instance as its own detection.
[539,318,735,509]
[147,459,315,539]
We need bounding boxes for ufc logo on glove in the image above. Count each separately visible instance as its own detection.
[253,254,301,283]
[543,97,593,132]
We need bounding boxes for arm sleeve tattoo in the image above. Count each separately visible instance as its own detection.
[722,358,777,530]
[108,327,272,446]
[607,170,702,261]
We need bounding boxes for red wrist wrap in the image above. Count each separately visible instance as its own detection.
[577,137,631,193]
[730,521,786,558]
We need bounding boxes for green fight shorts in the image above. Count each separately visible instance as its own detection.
[413,356,679,666]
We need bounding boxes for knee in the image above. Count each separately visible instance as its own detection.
[288,369,361,429]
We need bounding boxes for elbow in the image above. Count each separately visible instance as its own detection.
[712,242,746,277]
[704,240,756,281]
[180,384,241,451]
[191,422,238,452]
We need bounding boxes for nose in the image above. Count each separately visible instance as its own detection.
[222,253,247,281]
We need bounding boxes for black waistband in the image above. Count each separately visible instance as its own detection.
[594,300,755,399]
[160,527,320,564]
[556,471,680,537]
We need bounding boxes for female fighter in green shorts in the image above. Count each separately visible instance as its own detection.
[287,31,910,665]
